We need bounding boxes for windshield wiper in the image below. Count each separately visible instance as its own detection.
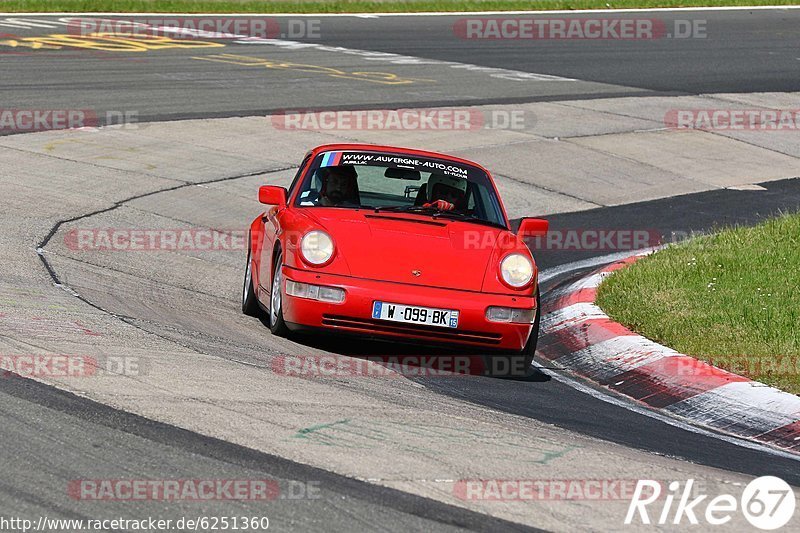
[430,211,507,229]
[373,205,506,229]
[373,205,432,213]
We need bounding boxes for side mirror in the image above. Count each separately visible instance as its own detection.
[517,217,549,238]
[259,186,287,208]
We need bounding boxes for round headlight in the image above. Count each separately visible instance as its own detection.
[300,230,334,265]
[500,253,533,288]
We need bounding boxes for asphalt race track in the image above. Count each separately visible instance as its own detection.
[1,10,799,124]
[1,8,800,532]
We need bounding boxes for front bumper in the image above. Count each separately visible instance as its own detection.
[280,266,535,351]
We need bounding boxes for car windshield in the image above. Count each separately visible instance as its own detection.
[294,150,507,228]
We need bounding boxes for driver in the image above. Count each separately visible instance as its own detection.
[318,165,359,206]
[423,174,468,211]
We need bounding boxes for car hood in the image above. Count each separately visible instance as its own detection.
[303,209,507,291]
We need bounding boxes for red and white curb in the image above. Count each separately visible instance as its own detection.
[539,251,800,454]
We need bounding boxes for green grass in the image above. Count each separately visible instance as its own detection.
[1,0,797,14]
[596,212,800,395]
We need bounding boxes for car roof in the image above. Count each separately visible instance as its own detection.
[308,143,493,176]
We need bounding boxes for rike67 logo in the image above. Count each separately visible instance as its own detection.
[626,477,796,529]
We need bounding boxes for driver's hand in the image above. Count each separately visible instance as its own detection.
[423,199,455,211]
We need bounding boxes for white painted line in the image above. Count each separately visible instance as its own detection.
[533,360,800,462]
[543,271,610,301]
[540,248,660,298]
[538,247,660,284]
[726,184,768,191]
[569,272,608,290]
[3,7,799,16]
[226,38,576,82]
[49,17,574,83]
[541,301,607,333]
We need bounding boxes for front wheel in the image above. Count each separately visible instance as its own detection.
[268,251,290,337]
[242,243,260,317]
[485,285,540,378]
[520,284,542,366]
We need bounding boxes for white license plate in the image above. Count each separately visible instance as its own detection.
[372,301,459,328]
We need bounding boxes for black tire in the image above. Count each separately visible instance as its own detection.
[485,285,541,378]
[242,242,261,317]
[520,285,542,368]
[268,250,290,337]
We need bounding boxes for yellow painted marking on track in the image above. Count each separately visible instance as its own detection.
[192,53,434,85]
[2,33,224,53]
[43,138,143,158]
[44,138,77,153]
[0,38,60,49]
[42,138,158,170]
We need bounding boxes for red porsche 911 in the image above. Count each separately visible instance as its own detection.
[242,144,548,370]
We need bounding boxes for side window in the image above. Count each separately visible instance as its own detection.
[287,153,313,196]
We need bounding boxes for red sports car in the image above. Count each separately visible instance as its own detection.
[243,144,548,371]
